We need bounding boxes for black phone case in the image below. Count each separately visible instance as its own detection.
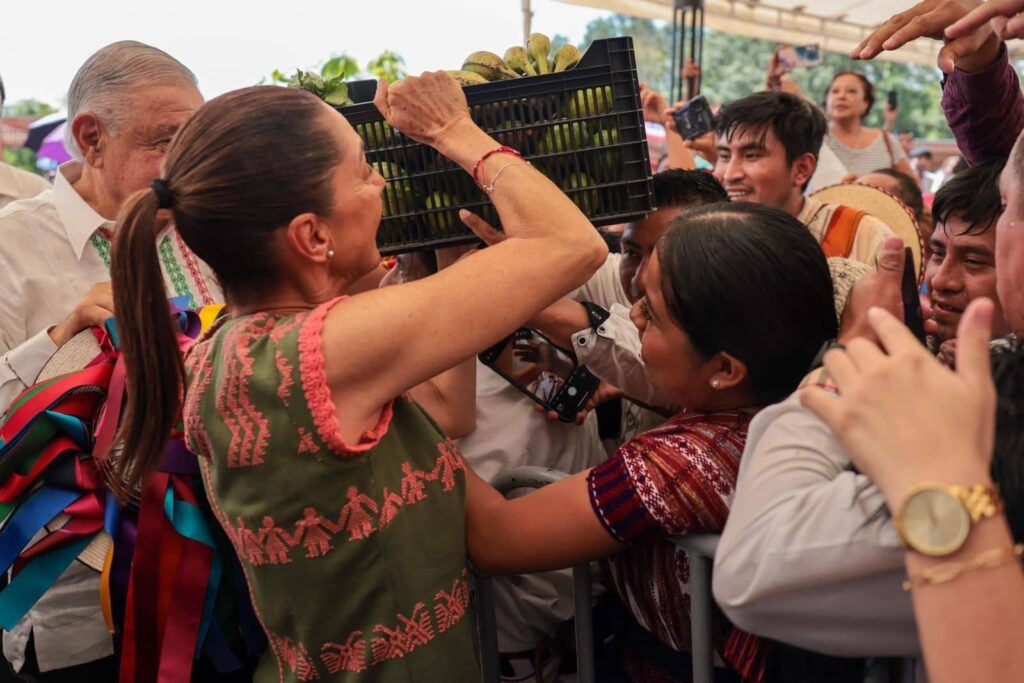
[479,329,602,422]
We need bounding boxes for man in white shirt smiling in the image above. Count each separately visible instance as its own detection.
[0,41,221,679]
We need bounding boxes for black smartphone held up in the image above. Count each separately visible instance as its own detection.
[902,247,927,344]
[479,328,601,422]
[887,90,898,110]
[673,95,715,140]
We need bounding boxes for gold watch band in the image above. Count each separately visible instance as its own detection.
[951,484,1004,523]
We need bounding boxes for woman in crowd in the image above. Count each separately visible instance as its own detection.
[464,201,838,682]
[110,75,607,681]
[767,51,915,179]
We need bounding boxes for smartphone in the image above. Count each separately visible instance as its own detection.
[887,90,899,110]
[672,95,715,141]
[902,246,927,344]
[777,44,823,71]
[479,328,601,422]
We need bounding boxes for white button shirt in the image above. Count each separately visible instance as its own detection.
[0,161,222,672]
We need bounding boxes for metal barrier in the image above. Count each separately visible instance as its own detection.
[475,466,596,683]
[668,534,721,683]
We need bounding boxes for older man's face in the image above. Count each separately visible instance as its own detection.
[996,154,1024,336]
[98,83,202,210]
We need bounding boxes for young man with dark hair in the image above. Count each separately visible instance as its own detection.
[927,159,1011,355]
[714,91,894,266]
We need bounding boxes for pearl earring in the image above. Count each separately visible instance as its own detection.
[711,378,721,389]
[326,249,335,259]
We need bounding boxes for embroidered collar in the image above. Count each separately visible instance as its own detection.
[53,162,116,261]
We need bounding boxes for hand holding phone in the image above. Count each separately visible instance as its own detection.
[777,44,823,71]
[672,95,715,141]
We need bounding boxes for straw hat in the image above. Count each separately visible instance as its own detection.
[810,182,924,279]
[37,329,112,572]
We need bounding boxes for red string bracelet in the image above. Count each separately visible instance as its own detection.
[472,146,523,190]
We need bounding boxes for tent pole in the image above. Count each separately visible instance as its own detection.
[523,0,534,46]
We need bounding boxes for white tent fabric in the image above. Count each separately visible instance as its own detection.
[557,0,1023,67]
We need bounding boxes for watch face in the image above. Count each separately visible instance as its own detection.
[900,488,971,557]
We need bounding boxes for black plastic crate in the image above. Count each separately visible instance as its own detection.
[335,37,655,255]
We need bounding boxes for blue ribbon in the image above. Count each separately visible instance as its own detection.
[163,488,222,658]
[0,534,94,629]
[43,411,89,449]
[0,487,81,574]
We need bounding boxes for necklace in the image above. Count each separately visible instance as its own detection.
[89,229,213,305]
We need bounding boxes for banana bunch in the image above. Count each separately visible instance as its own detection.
[449,34,582,87]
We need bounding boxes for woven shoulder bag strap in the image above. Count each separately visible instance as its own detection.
[820,206,866,259]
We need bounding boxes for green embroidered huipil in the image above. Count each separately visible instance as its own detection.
[183,298,478,682]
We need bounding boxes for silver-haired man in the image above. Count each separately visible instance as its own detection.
[0,41,221,679]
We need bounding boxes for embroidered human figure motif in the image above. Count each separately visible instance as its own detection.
[378,487,404,529]
[400,462,431,504]
[320,631,367,674]
[335,487,379,541]
[291,507,340,558]
[296,427,320,455]
[433,572,471,633]
[258,516,295,564]
[236,517,266,566]
[275,351,295,407]
[430,439,465,492]
[370,602,435,664]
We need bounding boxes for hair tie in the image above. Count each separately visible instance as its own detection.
[150,178,175,209]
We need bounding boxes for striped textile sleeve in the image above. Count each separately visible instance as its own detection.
[587,454,664,545]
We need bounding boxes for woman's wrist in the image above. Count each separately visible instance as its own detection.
[879,460,994,514]
[433,118,496,170]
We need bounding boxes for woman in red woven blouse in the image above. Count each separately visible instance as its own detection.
[464,202,838,682]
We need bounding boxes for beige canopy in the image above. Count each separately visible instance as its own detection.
[556,0,1024,67]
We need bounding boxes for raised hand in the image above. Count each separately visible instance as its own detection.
[947,0,1024,40]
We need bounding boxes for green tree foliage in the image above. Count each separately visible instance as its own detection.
[2,147,42,175]
[581,15,955,139]
[365,50,407,83]
[2,99,58,118]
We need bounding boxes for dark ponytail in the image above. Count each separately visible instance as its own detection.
[110,189,185,494]
[109,86,344,492]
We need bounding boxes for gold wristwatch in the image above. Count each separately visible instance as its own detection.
[894,482,1004,557]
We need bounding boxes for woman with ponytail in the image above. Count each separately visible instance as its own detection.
[109,75,607,681]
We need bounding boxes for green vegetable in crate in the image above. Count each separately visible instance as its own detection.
[564,172,600,215]
[528,33,552,75]
[566,86,614,118]
[504,47,537,77]
[359,120,394,150]
[374,162,417,217]
[462,51,519,82]
[425,191,457,231]
[553,45,581,72]
[591,128,621,175]
[446,70,490,86]
[287,70,353,106]
[539,122,590,155]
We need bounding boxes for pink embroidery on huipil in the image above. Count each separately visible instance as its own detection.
[174,232,215,306]
[433,571,470,633]
[335,487,379,541]
[320,632,367,673]
[183,341,216,459]
[297,297,395,456]
[275,351,295,407]
[236,517,267,566]
[400,462,430,504]
[378,488,404,529]
[217,317,273,468]
[272,635,321,681]
[268,315,301,343]
[430,439,465,491]
[296,427,320,455]
[370,603,435,665]
[258,516,295,564]
[291,508,339,558]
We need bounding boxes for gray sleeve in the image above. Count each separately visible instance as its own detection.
[713,395,920,657]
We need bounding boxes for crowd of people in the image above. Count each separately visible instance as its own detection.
[0,1,1022,682]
